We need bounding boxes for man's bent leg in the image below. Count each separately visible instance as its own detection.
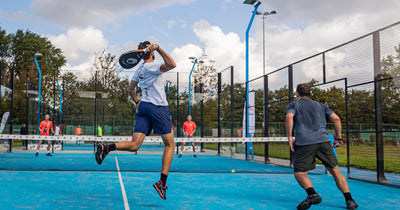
[153,129,175,200]
[328,166,358,209]
[295,172,313,190]
[95,132,146,165]
[115,132,146,151]
[328,166,349,193]
[295,171,322,210]
[161,129,175,175]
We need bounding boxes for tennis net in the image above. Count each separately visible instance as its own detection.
[0,134,316,174]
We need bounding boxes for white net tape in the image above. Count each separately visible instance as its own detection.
[0,134,288,143]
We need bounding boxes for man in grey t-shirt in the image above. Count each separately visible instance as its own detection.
[286,83,358,210]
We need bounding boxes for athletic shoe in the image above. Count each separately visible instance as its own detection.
[177,154,182,158]
[35,152,38,156]
[194,154,197,158]
[95,143,109,165]
[46,153,53,156]
[153,180,168,200]
[297,194,322,210]
[346,200,358,209]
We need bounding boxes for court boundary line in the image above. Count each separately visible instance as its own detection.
[115,157,130,210]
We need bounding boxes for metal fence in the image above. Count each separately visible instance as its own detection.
[245,21,400,186]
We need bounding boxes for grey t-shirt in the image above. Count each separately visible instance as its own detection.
[286,99,334,146]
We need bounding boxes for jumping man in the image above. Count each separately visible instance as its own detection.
[36,114,54,156]
[95,41,176,200]
[286,83,358,210]
[178,115,197,158]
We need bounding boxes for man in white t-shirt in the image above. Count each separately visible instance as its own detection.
[95,41,176,200]
[54,124,61,144]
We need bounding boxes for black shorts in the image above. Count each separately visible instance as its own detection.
[294,142,338,172]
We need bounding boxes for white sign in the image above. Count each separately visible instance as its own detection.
[0,112,9,134]
[242,92,255,137]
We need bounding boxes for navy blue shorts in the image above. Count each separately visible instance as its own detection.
[134,101,173,135]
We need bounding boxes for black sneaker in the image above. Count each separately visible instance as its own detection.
[95,143,109,165]
[297,194,322,210]
[153,180,168,200]
[346,200,358,209]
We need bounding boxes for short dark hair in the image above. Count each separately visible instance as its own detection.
[138,41,152,60]
[296,83,311,97]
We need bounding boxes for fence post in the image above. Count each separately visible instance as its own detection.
[200,83,204,152]
[230,67,234,156]
[373,31,387,183]
[264,74,269,163]
[176,72,180,154]
[230,66,234,138]
[345,78,350,178]
[288,65,294,167]
[322,53,326,84]
[217,72,222,155]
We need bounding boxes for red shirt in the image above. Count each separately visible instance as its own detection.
[183,121,196,136]
[39,120,53,136]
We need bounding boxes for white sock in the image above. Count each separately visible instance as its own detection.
[36,150,39,153]
[47,150,50,154]
[194,152,196,155]
[180,151,182,154]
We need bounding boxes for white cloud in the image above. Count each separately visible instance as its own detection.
[31,0,196,28]
[48,26,108,65]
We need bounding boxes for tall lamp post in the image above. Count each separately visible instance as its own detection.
[256,10,276,76]
[34,53,43,135]
[188,57,198,116]
[57,80,62,126]
[244,0,261,139]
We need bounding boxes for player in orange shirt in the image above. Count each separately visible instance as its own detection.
[178,115,197,158]
[75,125,82,135]
[36,114,54,156]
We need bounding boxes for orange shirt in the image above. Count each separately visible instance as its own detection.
[39,120,53,136]
[183,121,196,136]
[75,127,82,135]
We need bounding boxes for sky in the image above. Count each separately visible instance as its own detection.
[0,0,400,84]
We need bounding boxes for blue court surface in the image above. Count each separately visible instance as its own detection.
[1,153,399,209]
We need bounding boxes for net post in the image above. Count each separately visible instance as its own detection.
[288,65,294,167]
[264,74,269,163]
[373,31,387,183]
[217,72,222,155]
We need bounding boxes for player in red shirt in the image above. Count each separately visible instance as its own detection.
[36,114,54,156]
[178,115,197,158]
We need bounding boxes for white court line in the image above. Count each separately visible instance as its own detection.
[115,157,130,210]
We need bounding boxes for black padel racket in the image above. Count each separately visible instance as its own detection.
[119,49,148,69]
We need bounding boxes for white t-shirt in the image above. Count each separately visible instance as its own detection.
[54,126,60,136]
[132,62,168,106]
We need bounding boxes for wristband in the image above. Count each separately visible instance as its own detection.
[135,100,140,104]
[334,138,343,140]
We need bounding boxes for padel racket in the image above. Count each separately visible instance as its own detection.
[119,49,148,69]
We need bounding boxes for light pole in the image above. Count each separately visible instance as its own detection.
[57,80,62,126]
[244,0,261,139]
[34,52,43,135]
[256,10,276,76]
[188,57,198,116]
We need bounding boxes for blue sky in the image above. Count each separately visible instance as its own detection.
[1,0,400,83]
